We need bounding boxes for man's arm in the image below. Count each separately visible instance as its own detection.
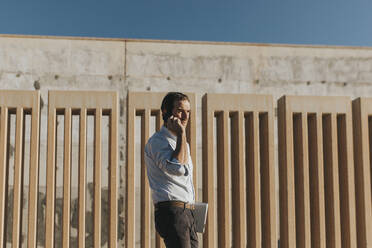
[145,115,189,176]
[173,130,188,165]
[145,140,186,176]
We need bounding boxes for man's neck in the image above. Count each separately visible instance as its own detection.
[164,124,185,137]
[164,124,177,137]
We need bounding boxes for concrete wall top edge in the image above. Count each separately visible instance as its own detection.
[2,33,372,51]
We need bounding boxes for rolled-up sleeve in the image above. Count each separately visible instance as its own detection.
[145,138,187,176]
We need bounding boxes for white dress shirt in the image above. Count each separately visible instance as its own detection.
[144,126,195,204]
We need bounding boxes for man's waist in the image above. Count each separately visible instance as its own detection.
[155,200,195,210]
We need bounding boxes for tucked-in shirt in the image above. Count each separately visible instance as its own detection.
[144,126,195,204]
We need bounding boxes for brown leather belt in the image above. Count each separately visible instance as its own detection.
[155,201,195,210]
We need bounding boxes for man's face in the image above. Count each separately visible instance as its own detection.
[171,99,191,127]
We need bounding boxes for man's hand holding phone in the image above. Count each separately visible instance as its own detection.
[166,115,186,136]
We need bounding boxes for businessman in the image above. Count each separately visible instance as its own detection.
[144,92,198,248]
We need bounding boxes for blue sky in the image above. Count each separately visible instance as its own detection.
[1,0,371,46]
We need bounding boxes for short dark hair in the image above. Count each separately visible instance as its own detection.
[161,92,190,122]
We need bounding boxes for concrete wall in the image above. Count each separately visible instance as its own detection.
[1,35,372,247]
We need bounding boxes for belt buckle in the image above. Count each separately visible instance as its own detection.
[185,203,194,210]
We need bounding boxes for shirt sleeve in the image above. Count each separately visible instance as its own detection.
[145,138,187,176]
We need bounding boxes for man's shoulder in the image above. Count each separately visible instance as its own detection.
[146,130,168,148]
[148,130,165,142]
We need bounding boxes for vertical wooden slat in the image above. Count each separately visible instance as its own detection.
[141,110,150,248]
[46,101,56,248]
[109,101,118,248]
[126,99,135,248]
[0,108,7,247]
[12,108,24,247]
[252,112,261,247]
[78,108,87,248]
[330,114,342,247]
[246,112,261,248]
[62,108,72,248]
[4,113,10,248]
[352,98,372,248]
[293,113,303,246]
[338,114,350,247]
[202,95,215,248]
[338,114,357,248]
[188,99,197,200]
[258,112,275,247]
[344,111,357,248]
[301,113,311,247]
[94,108,102,248]
[155,112,161,248]
[155,229,163,248]
[155,112,165,248]
[316,114,327,248]
[27,94,40,248]
[216,111,230,247]
[230,111,246,247]
[260,112,277,248]
[155,111,162,132]
[278,96,296,248]
[293,113,311,247]
[21,111,26,246]
[323,114,342,248]
[308,114,326,247]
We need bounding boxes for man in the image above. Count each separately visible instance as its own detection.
[144,92,198,248]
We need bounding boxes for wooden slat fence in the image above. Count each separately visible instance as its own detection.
[1,90,372,248]
[278,95,357,248]
[202,94,276,248]
[45,91,118,248]
[0,90,40,248]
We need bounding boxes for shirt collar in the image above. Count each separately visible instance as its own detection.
[160,125,177,141]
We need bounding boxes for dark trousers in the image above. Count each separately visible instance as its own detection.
[155,205,198,248]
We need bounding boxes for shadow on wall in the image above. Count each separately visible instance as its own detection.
[5,183,125,247]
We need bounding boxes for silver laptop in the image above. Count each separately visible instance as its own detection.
[193,202,208,233]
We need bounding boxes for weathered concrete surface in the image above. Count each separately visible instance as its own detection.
[1,35,372,247]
